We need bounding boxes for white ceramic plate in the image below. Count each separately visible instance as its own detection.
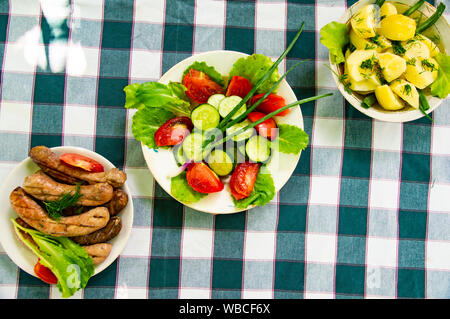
[141,50,304,214]
[0,146,133,278]
[329,0,449,122]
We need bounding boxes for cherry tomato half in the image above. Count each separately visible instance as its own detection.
[226,76,252,98]
[182,69,224,103]
[247,111,278,140]
[250,93,288,116]
[186,162,224,194]
[60,153,104,173]
[229,162,260,200]
[34,260,58,285]
[154,117,194,147]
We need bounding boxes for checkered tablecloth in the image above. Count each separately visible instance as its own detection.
[0,0,449,299]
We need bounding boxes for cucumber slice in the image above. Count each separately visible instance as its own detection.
[219,95,246,119]
[207,149,234,176]
[182,132,206,162]
[191,104,220,131]
[226,119,255,142]
[172,144,186,166]
[246,135,271,163]
[207,94,225,109]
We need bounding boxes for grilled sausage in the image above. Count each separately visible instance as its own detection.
[23,171,113,206]
[108,189,128,216]
[10,187,110,237]
[29,146,127,188]
[83,243,112,265]
[71,216,122,245]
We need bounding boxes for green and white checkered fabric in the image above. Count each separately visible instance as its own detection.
[0,0,449,299]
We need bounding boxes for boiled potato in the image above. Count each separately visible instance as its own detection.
[375,85,405,110]
[404,57,439,89]
[349,74,382,92]
[402,39,430,60]
[351,4,378,38]
[378,14,416,41]
[349,29,391,52]
[390,79,419,108]
[346,49,378,82]
[377,52,406,82]
[380,2,397,19]
[416,34,440,57]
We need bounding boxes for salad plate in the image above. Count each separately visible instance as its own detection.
[0,146,133,280]
[140,50,304,214]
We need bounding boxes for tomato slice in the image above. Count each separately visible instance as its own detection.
[250,93,288,116]
[34,260,58,285]
[154,117,193,147]
[226,76,252,98]
[186,162,224,193]
[60,153,104,173]
[229,162,260,200]
[182,69,225,103]
[247,111,278,140]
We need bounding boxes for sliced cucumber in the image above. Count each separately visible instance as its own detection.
[182,132,206,162]
[207,94,225,109]
[219,95,246,119]
[207,149,234,176]
[225,119,255,142]
[172,144,186,166]
[246,135,271,163]
[191,104,220,131]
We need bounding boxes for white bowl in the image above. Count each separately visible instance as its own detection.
[330,0,449,122]
[141,50,303,214]
[0,146,133,278]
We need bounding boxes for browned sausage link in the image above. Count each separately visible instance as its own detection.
[71,216,122,245]
[23,171,113,206]
[108,189,128,216]
[29,146,127,188]
[83,243,112,265]
[10,187,110,237]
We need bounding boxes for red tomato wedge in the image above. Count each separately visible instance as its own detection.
[60,153,104,173]
[247,111,278,140]
[250,93,288,116]
[186,162,224,194]
[226,76,252,98]
[182,69,224,103]
[34,260,58,285]
[154,117,193,147]
[229,162,260,200]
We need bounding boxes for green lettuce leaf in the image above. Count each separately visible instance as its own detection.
[430,53,450,99]
[12,219,94,298]
[320,21,349,64]
[182,61,225,86]
[273,124,309,155]
[228,54,280,93]
[124,81,192,116]
[131,107,175,148]
[232,167,275,209]
[171,171,207,203]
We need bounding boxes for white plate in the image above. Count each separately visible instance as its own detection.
[141,50,303,214]
[0,146,133,278]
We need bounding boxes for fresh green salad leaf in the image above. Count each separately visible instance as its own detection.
[124,81,192,116]
[430,53,450,99]
[273,124,309,155]
[12,219,94,298]
[228,54,280,94]
[171,171,207,203]
[320,22,349,64]
[131,107,175,148]
[182,61,225,86]
[233,167,275,209]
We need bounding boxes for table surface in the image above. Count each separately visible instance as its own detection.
[0,0,449,299]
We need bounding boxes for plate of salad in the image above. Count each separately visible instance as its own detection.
[320,0,449,122]
[125,24,332,214]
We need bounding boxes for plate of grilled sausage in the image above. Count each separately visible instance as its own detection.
[0,146,133,280]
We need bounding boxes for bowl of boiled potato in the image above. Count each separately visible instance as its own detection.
[326,0,449,122]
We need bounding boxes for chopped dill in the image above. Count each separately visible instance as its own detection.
[406,58,417,66]
[402,84,412,96]
[421,59,437,72]
[43,183,83,221]
[392,41,406,55]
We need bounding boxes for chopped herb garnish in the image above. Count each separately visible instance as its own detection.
[403,84,412,96]
[360,55,377,70]
[43,184,83,220]
[421,59,437,72]
[364,43,377,50]
[392,41,406,55]
[406,58,417,66]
